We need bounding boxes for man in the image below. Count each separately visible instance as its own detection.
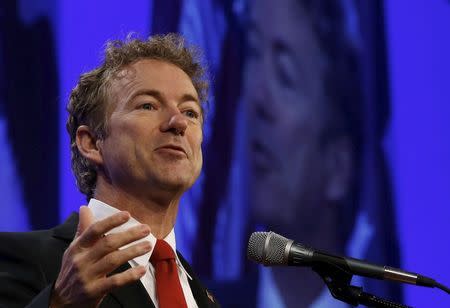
[244,0,364,307]
[0,34,219,308]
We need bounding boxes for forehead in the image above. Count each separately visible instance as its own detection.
[249,0,312,47]
[247,0,326,106]
[110,59,198,101]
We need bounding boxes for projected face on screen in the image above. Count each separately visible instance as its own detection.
[245,0,329,236]
[244,0,355,247]
[244,0,359,305]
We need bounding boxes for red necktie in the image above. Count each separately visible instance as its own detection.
[150,239,188,308]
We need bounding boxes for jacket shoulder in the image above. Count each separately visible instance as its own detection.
[0,230,60,307]
[0,226,71,281]
[0,215,77,308]
[0,216,76,274]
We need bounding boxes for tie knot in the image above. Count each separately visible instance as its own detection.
[150,239,176,265]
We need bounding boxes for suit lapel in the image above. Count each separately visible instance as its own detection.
[103,262,156,308]
[177,252,221,308]
[187,275,214,308]
[52,212,79,243]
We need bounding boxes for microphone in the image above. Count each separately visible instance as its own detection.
[247,231,446,291]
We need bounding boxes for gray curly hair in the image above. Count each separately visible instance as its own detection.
[66,33,209,200]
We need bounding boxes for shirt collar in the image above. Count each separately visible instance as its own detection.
[88,198,191,279]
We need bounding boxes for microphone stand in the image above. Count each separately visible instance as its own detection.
[312,263,412,308]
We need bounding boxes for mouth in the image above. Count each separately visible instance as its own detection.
[155,144,187,157]
[250,140,274,175]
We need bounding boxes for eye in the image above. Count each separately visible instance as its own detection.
[183,109,200,119]
[141,103,155,110]
[273,42,295,89]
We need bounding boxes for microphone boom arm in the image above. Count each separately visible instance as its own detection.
[312,261,412,308]
[248,231,450,306]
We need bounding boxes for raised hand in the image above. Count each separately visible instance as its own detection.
[50,206,151,308]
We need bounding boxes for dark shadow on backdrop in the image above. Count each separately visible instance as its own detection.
[357,0,403,301]
[0,1,59,229]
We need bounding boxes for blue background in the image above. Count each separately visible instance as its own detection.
[0,0,449,307]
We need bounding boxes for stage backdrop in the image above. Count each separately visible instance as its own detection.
[0,0,449,307]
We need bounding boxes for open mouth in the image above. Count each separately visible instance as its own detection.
[250,140,273,174]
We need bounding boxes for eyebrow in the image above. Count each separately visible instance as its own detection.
[180,93,200,105]
[131,89,200,106]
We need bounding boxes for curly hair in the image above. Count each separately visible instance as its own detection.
[66,33,209,200]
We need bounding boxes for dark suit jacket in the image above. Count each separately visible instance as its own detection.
[0,213,220,308]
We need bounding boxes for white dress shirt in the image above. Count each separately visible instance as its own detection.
[88,199,199,308]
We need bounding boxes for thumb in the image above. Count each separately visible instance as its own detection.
[75,205,94,238]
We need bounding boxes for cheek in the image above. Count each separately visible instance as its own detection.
[197,150,203,171]
[273,120,307,160]
[195,137,203,166]
[290,145,325,193]
[191,144,203,183]
[283,112,323,150]
[189,129,203,163]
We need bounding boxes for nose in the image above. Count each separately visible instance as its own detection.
[253,94,275,123]
[160,110,188,136]
[249,70,276,124]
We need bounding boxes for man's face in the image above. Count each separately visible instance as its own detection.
[245,0,329,236]
[98,59,203,195]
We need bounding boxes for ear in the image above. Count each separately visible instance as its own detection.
[324,136,354,202]
[76,125,104,166]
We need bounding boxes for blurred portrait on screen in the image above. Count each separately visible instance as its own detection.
[244,0,370,306]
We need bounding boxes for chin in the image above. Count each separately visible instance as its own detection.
[252,194,281,225]
[156,179,189,192]
[155,173,197,191]
[153,163,200,185]
[251,192,300,232]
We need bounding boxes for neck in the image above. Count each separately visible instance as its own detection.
[271,206,340,307]
[94,176,183,239]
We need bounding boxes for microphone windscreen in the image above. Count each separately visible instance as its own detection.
[247,231,268,263]
[247,231,290,265]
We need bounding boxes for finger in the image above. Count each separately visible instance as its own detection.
[75,206,94,239]
[88,224,151,262]
[77,211,130,248]
[93,241,152,276]
[92,266,147,296]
